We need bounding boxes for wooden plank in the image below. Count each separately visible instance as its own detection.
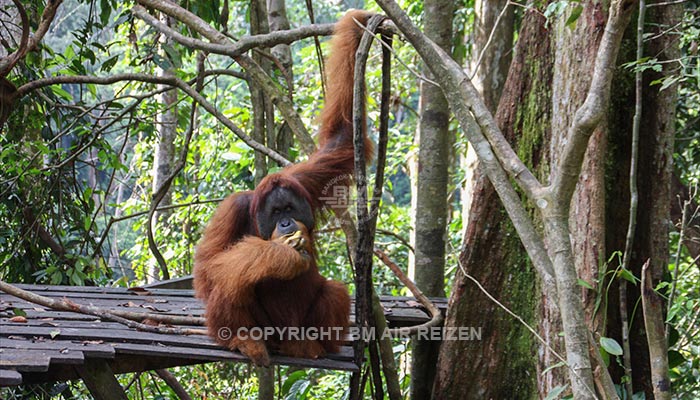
[2,291,201,303]
[1,305,202,320]
[75,359,128,400]
[6,285,447,307]
[1,318,124,330]
[142,276,193,290]
[1,325,220,349]
[5,287,447,306]
[0,369,22,386]
[112,341,353,362]
[0,351,50,372]
[12,284,196,298]
[0,348,83,368]
[0,284,447,380]
[0,337,115,358]
[0,297,203,313]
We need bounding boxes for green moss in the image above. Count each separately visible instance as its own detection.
[515,58,551,182]
[497,216,539,398]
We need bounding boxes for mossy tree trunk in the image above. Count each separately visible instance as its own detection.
[433,7,551,399]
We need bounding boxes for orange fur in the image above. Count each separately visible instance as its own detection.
[194,10,374,366]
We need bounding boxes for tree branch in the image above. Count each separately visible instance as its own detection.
[641,260,672,399]
[93,198,223,259]
[27,0,63,52]
[588,331,620,400]
[349,16,387,400]
[15,73,291,166]
[0,0,30,77]
[0,0,62,77]
[134,0,316,155]
[0,280,206,334]
[133,5,333,57]
[147,60,203,280]
[374,249,443,335]
[155,369,193,400]
[619,2,646,397]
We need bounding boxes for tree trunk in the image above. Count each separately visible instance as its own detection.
[250,2,276,398]
[250,0,270,184]
[605,3,681,396]
[266,0,293,162]
[433,7,547,399]
[409,0,453,398]
[150,11,178,282]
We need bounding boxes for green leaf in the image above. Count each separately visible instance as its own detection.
[221,152,241,161]
[281,370,307,395]
[50,271,63,285]
[99,0,112,25]
[577,279,594,290]
[566,5,583,28]
[541,361,566,375]
[285,379,310,400]
[668,350,686,369]
[162,43,182,69]
[667,326,680,347]
[544,384,568,400]
[599,347,610,366]
[12,308,27,317]
[152,54,172,70]
[70,270,83,286]
[50,86,73,101]
[600,337,623,356]
[50,330,61,339]
[618,268,637,284]
[101,55,119,72]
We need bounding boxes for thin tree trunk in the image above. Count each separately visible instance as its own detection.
[250,2,275,398]
[150,10,177,282]
[433,7,546,399]
[266,0,293,162]
[409,0,453,398]
[250,0,270,184]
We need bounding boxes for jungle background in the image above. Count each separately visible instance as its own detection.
[0,0,698,399]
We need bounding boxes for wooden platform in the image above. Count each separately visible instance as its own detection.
[0,284,446,387]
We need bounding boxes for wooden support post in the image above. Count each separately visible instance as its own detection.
[75,359,128,400]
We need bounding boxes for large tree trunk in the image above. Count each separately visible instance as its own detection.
[409,0,453,398]
[605,3,681,396]
[433,7,547,399]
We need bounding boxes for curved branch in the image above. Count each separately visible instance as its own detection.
[0,280,206,334]
[374,249,443,335]
[134,0,316,155]
[93,198,223,259]
[28,0,63,52]
[132,6,334,57]
[0,0,30,77]
[15,73,291,166]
